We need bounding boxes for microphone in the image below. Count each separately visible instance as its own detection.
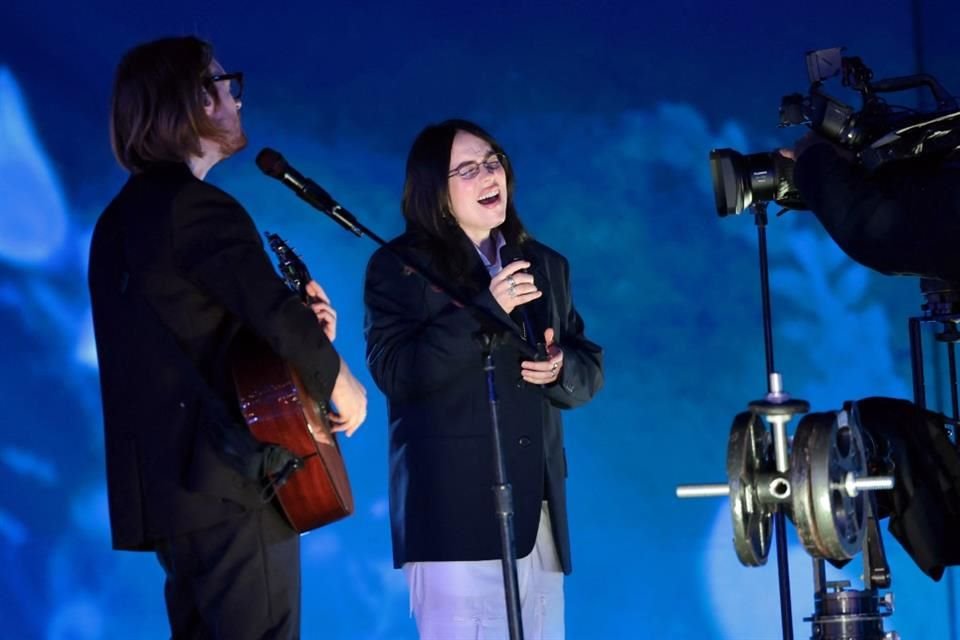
[499,244,548,360]
[255,148,363,237]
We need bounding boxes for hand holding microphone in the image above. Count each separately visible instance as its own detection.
[492,245,542,315]
[495,245,561,382]
[490,259,541,314]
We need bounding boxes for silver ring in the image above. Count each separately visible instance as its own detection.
[551,362,559,371]
[506,275,516,287]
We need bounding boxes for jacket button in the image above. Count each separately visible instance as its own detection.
[518,436,532,448]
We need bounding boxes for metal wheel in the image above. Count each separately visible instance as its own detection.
[791,411,868,560]
[726,411,774,566]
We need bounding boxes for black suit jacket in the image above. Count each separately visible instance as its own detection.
[88,163,340,551]
[364,232,603,574]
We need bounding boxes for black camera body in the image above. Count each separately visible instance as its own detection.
[710,47,960,216]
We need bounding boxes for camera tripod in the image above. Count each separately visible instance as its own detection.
[676,203,897,640]
[908,278,960,640]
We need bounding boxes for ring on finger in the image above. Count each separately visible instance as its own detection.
[508,285,516,298]
[506,275,516,287]
[551,362,560,371]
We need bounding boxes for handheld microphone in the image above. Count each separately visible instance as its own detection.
[255,148,363,237]
[499,244,548,360]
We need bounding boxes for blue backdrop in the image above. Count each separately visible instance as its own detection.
[2,1,959,637]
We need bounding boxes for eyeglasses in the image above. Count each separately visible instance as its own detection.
[207,71,244,101]
[447,153,506,180]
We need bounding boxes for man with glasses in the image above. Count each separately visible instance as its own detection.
[88,36,367,639]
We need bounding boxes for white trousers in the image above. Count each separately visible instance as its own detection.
[403,502,565,640]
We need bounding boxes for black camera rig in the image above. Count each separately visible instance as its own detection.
[710,47,960,216]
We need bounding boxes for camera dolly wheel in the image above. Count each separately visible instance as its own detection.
[727,411,776,566]
[791,410,868,561]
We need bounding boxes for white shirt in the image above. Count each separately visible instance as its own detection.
[472,230,507,277]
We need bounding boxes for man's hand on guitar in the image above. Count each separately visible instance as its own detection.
[305,280,337,342]
[329,358,367,437]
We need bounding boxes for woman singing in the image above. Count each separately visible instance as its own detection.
[364,119,603,639]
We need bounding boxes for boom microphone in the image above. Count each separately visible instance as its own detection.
[255,148,363,236]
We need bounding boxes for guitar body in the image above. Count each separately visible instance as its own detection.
[230,330,354,533]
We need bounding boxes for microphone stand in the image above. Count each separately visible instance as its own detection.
[280,180,528,640]
[481,332,525,640]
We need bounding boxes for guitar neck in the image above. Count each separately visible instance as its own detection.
[265,232,312,301]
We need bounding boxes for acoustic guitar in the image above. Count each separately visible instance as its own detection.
[230,232,354,532]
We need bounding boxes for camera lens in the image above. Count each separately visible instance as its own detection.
[710,149,769,216]
[709,149,784,216]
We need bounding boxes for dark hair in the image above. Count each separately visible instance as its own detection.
[109,36,231,172]
[401,119,530,285]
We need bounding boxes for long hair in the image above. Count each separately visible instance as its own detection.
[401,119,530,285]
[109,36,231,172]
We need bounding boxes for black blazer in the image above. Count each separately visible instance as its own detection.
[88,163,340,551]
[364,232,603,574]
